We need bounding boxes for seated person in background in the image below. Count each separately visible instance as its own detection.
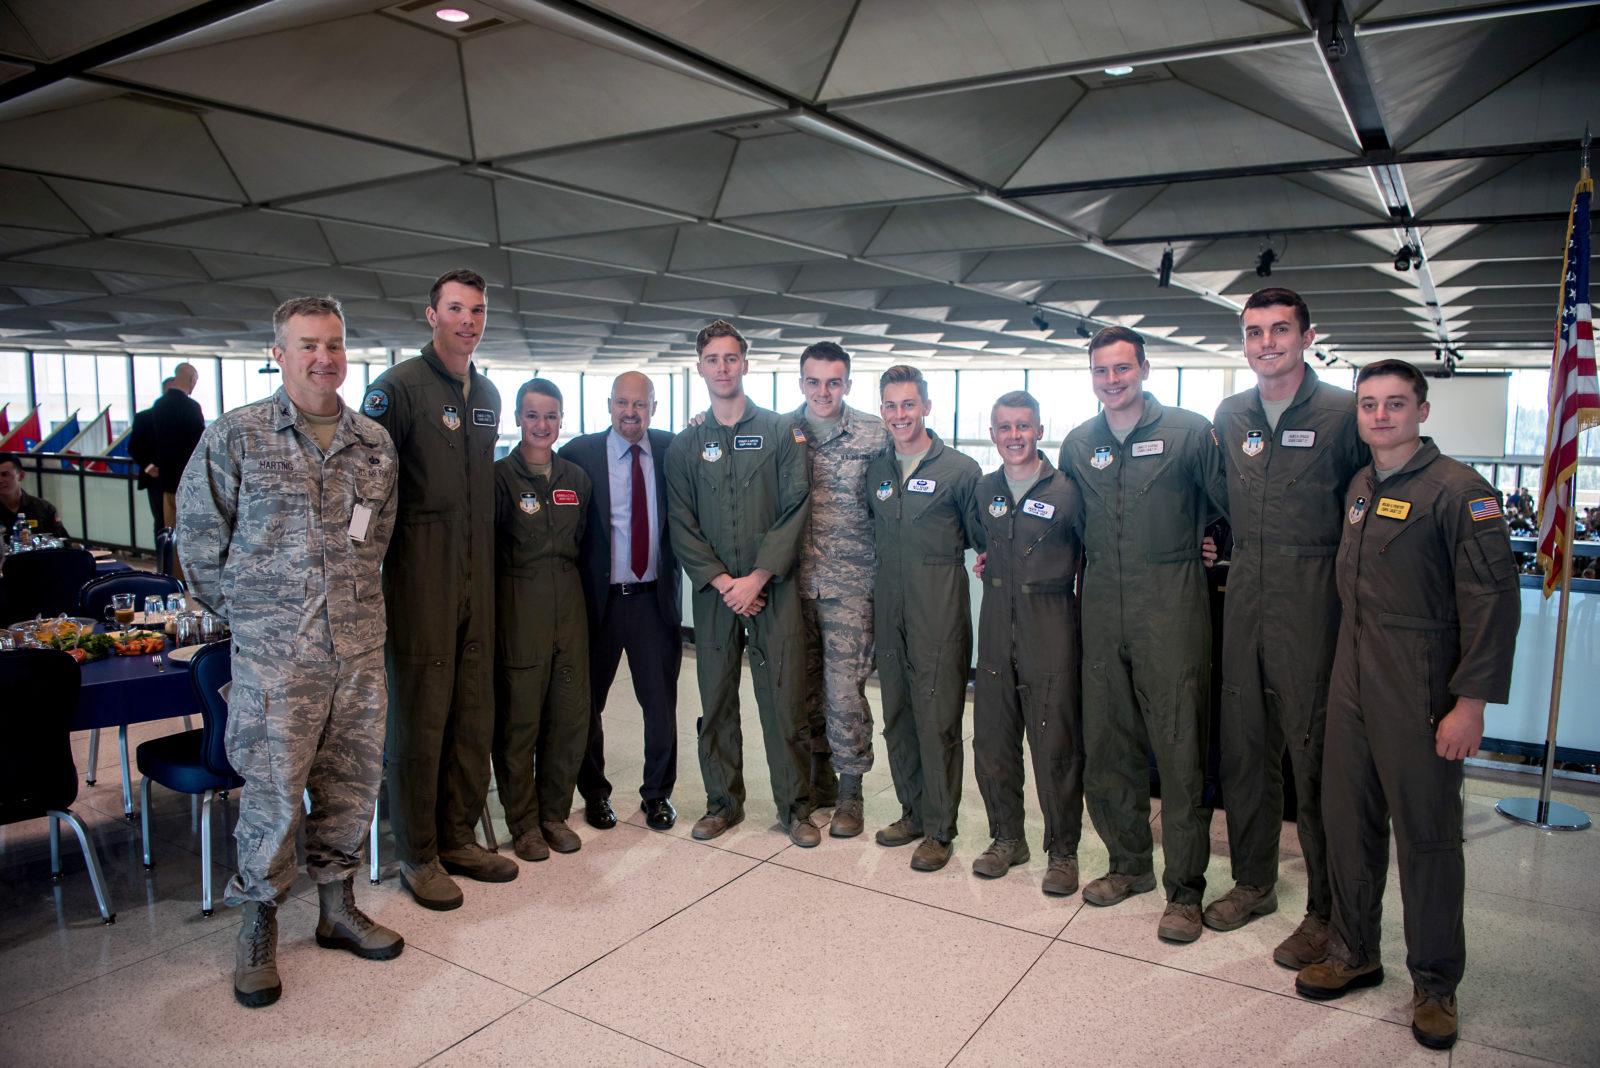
[0,453,72,542]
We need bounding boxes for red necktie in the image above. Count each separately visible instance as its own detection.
[630,443,649,580]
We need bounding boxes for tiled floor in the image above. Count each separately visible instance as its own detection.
[2,651,1596,1067]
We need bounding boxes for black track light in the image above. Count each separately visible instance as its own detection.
[1031,311,1050,332]
[1255,248,1276,277]
[1157,247,1173,288]
[1434,347,1442,361]
[1077,320,1093,339]
[1394,244,1420,271]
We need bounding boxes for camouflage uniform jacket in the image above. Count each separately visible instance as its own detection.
[177,386,399,663]
[791,403,891,599]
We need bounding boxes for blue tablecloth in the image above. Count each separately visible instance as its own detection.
[73,644,199,732]
[94,558,133,575]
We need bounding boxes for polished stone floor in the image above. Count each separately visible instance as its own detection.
[1,650,1596,1067]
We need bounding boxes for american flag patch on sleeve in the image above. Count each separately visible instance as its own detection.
[1468,497,1502,522]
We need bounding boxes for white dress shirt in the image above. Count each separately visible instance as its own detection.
[607,428,659,583]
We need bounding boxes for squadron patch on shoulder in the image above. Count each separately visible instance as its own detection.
[1348,495,1367,524]
[876,480,893,501]
[1242,429,1265,457]
[792,426,807,443]
[442,405,461,431]
[989,495,1008,517]
[361,388,389,418]
[519,492,540,515]
[1091,445,1114,470]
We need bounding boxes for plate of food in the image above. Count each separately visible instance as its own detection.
[105,629,167,656]
[11,617,96,639]
[46,630,114,663]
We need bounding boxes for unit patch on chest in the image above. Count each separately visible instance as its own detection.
[552,489,579,506]
[1091,445,1114,470]
[1348,495,1367,524]
[876,480,893,500]
[1375,497,1411,520]
[989,495,1008,517]
[442,405,460,431]
[520,492,540,515]
[1242,430,1265,457]
[702,441,722,462]
[1022,499,1055,519]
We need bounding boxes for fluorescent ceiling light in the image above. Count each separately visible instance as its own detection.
[435,8,470,22]
[1104,65,1134,76]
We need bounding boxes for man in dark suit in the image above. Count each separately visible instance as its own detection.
[151,363,206,579]
[559,371,683,831]
[127,378,171,533]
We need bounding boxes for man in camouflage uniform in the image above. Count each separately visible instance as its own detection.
[791,342,890,837]
[178,296,402,1008]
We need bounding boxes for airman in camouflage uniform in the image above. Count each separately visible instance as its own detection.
[177,297,402,1009]
[791,342,891,837]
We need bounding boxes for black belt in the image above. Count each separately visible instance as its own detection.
[610,581,657,596]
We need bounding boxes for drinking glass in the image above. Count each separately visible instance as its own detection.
[174,612,199,648]
[199,612,222,644]
[144,595,165,626]
[106,593,137,628]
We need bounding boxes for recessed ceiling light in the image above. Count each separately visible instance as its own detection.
[1104,65,1134,76]
[435,7,470,22]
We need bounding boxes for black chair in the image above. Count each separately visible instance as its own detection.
[0,648,116,924]
[135,640,244,916]
[2,547,97,622]
[154,527,175,578]
[77,570,188,804]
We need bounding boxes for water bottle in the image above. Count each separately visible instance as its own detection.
[10,513,30,551]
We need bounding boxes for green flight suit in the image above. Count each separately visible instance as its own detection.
[1059,395,1229,905]
[1324,440,1519,996]
[1213,368,1367,917]
[491,450,592,838]
[665,401,812,825]
[970,454,1086,853]
[866,432,983,843]
[361,344,499,865]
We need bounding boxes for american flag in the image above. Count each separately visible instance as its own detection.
[1537,152,1600,598]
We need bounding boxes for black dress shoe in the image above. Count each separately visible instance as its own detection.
[642,797,676,831]
[584,797,617,830]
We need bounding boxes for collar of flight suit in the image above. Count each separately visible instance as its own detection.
[506,443,573,486]
[707,398,762,431]
[1359,436,1441,490]
[1244,364,1324,421]
[268,385,381,454]
[1094,391,1168,443]
[417,341,485,399]
[789,402,863,447]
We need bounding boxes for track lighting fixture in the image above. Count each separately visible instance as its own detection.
[1157,247,1173,288]
[1255,248,1276,277]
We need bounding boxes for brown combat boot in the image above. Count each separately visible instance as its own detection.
[830,774,864,838]
[234,900,281,1008]
[1274,912,1331,969]
[316,876,403,960]
[1295,957,1384,1000]
[1202,883,1278,932]
[1411,986,1459,1049]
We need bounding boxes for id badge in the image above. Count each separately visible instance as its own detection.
[349,503,373,542]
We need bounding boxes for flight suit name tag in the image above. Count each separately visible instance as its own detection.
[1375,497,1411,520]
[552,489,579,506]
[473,408,496,426]
[1281,429,1316,447]
[349,504,372,541]
[1091,446,1114,469]
[1022,499,1055,519]
[702,441,722,462]
[907,478,937,493]
[1348,495,1367,524]
[1131,440,1164,457]
[876,480,893,500]
[734,435,763,450]
[989,496,1008,517]
[1242,430,1264,457]
[520,492,540,515]
[442,405,461,430]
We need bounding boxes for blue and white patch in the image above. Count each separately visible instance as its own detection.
[1091,445,1114,470]
[361,388,389,418]
[702,441,722,463]
[989,495,1008,518]
[519,492,540,515]
[734,435,763,450]
[875,480,893,501]
[1242,429,1264,457]
[473,408,496,426]
[442,405,461,431]
[1348,495,1367,525]
[907,478,937,494]
[1022,499,1055,520]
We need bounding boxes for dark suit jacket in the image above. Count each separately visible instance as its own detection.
[151,388,205,493]
[127,406,157,490]
[559,428,681,628]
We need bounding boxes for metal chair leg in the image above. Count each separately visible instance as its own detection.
[118,725,133,821]
[49,810,115,924]
[86,729,100,785]
[140,776,155,869]
[369,793,381,885]
[481,804,498,852]
[200,788,215,917]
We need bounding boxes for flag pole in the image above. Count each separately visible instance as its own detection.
[1497,126,1593,831]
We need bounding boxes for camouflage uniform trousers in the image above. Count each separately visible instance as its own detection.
[800,593,875,777]
[222,646,386,906]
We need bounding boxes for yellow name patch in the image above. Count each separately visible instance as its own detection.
[1375,498,1412,520]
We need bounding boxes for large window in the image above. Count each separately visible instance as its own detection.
[1027,369,1097,443]
[0,351,28,423]
[1178,369,1225,419]
[956,370,1025,442]
[922,370,956,440]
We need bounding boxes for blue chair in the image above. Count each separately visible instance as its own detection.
[2,546,97,621]
[154,527,175,578]
[78,571,188,804]
[0,648,116,924]
[135,640,244,917]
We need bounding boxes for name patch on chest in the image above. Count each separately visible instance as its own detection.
[1281,429,1316,448]
[442,405,460,431]
[552,489,580,506]
[256,460,295,472]
[734,435,763,450]
[907,478,937,493]
[1242,430,1264,457]
[473,408,496,426]
[876,480,893,500]
[1375,497,1411,520]
[1022,499,1055,520]
[519,492,540,515]
[1130,439,1165,457]
[1091,445,1114,470]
